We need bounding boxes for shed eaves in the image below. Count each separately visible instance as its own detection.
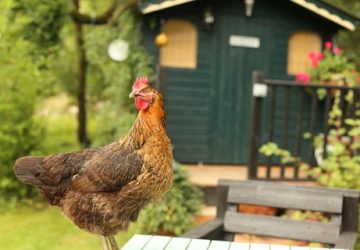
[139,0,360,31]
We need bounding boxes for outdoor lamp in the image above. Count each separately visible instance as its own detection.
[245,0,255,17]
[203,6,214,30]
[155,19,168,47]
[155,32,168,47]
[107,39,129,62]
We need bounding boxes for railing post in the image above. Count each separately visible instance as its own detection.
[248,71,266,179]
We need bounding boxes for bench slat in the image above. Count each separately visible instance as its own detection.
[334,232,358,249]
[122,234,152,250]
[229,242,249,250]
[208,240,230,250]
[142,236,171,250]
[224,212,340,244]
[186,239,211,250]
[219,179,360,198]
[270,245,290,250]
[164,237,191,250]
[227,184,343,213]
[250,243,270,250]
[181,218,223,239]
[309,248,330,250]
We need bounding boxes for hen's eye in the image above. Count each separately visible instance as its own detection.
[141,88,150,93]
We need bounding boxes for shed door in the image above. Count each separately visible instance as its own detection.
[210,15,273,164]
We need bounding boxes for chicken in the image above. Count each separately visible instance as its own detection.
[13,76,173,250]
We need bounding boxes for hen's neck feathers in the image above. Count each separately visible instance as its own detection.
[124,94,166,147]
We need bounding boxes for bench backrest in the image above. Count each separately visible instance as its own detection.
[216,180,359,245]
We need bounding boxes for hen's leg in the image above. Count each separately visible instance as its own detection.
[101,236,111,250]
[107,235,119,250]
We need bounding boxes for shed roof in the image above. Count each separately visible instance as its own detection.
[139,0,360,31]
[140,0,195,14]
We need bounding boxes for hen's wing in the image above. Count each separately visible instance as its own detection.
[14,148,97,187]
[14,141,144,205]
[14,148,98,205]
[70,141,144,193]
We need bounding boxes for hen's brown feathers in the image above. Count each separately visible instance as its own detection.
[70,141,143,193]
[13,87,173,236]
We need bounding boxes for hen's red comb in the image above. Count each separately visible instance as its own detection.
[132,76,149,91]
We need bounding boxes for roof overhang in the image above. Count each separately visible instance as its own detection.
[140,0,196,14]
[140,0,359,31]
[290,0,356,31]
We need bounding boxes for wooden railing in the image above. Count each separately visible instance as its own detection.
[248,71,360,180]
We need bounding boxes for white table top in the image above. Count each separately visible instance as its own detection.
[122,234,349,250]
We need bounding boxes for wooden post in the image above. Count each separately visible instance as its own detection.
[248,71,265,179]
[216,184,229,220]
[216,180,233,241]
[342,194,360,232]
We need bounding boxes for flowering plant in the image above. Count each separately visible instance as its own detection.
[296,41,360,89]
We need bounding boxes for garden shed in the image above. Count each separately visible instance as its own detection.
[139,0,359,164]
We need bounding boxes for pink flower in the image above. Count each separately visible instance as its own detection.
[311,60,319,68]
[296,72,311,83]
[308,52,323,68]
[325,41,332,49]
[357,76,360,84]
[333,47,342,55]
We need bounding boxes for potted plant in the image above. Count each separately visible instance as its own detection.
[295,41,360,99]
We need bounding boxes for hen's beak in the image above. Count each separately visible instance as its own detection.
[129,85,147,98]
[129,90,137,98]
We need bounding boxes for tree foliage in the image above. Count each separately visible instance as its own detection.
[0,0,45,200]
[0,0,155,201]
[10,0,69,53]
[327,0,360,69]
[85,10,154,145]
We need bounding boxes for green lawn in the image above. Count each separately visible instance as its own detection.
[0,206,137,250]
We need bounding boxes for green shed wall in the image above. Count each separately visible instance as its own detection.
[142,0,339,164]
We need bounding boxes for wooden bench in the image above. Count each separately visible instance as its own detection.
[182,180,360,249]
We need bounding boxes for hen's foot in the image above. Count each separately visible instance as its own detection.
[101,236,110,250]
[108,235,119,250]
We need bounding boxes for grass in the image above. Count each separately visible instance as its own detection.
[0,206,137,250]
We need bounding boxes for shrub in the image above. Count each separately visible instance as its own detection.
[260,92,360,189]
[0,39,44,201]
[137,162,203,236]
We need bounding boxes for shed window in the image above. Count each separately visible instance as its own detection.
[160,20,197,69]
[287,32,321,75]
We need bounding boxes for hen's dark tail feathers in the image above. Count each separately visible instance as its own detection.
[14,156,45,187]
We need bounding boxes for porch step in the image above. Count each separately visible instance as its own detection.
[185,165,248,187]
[185,165,311,187]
